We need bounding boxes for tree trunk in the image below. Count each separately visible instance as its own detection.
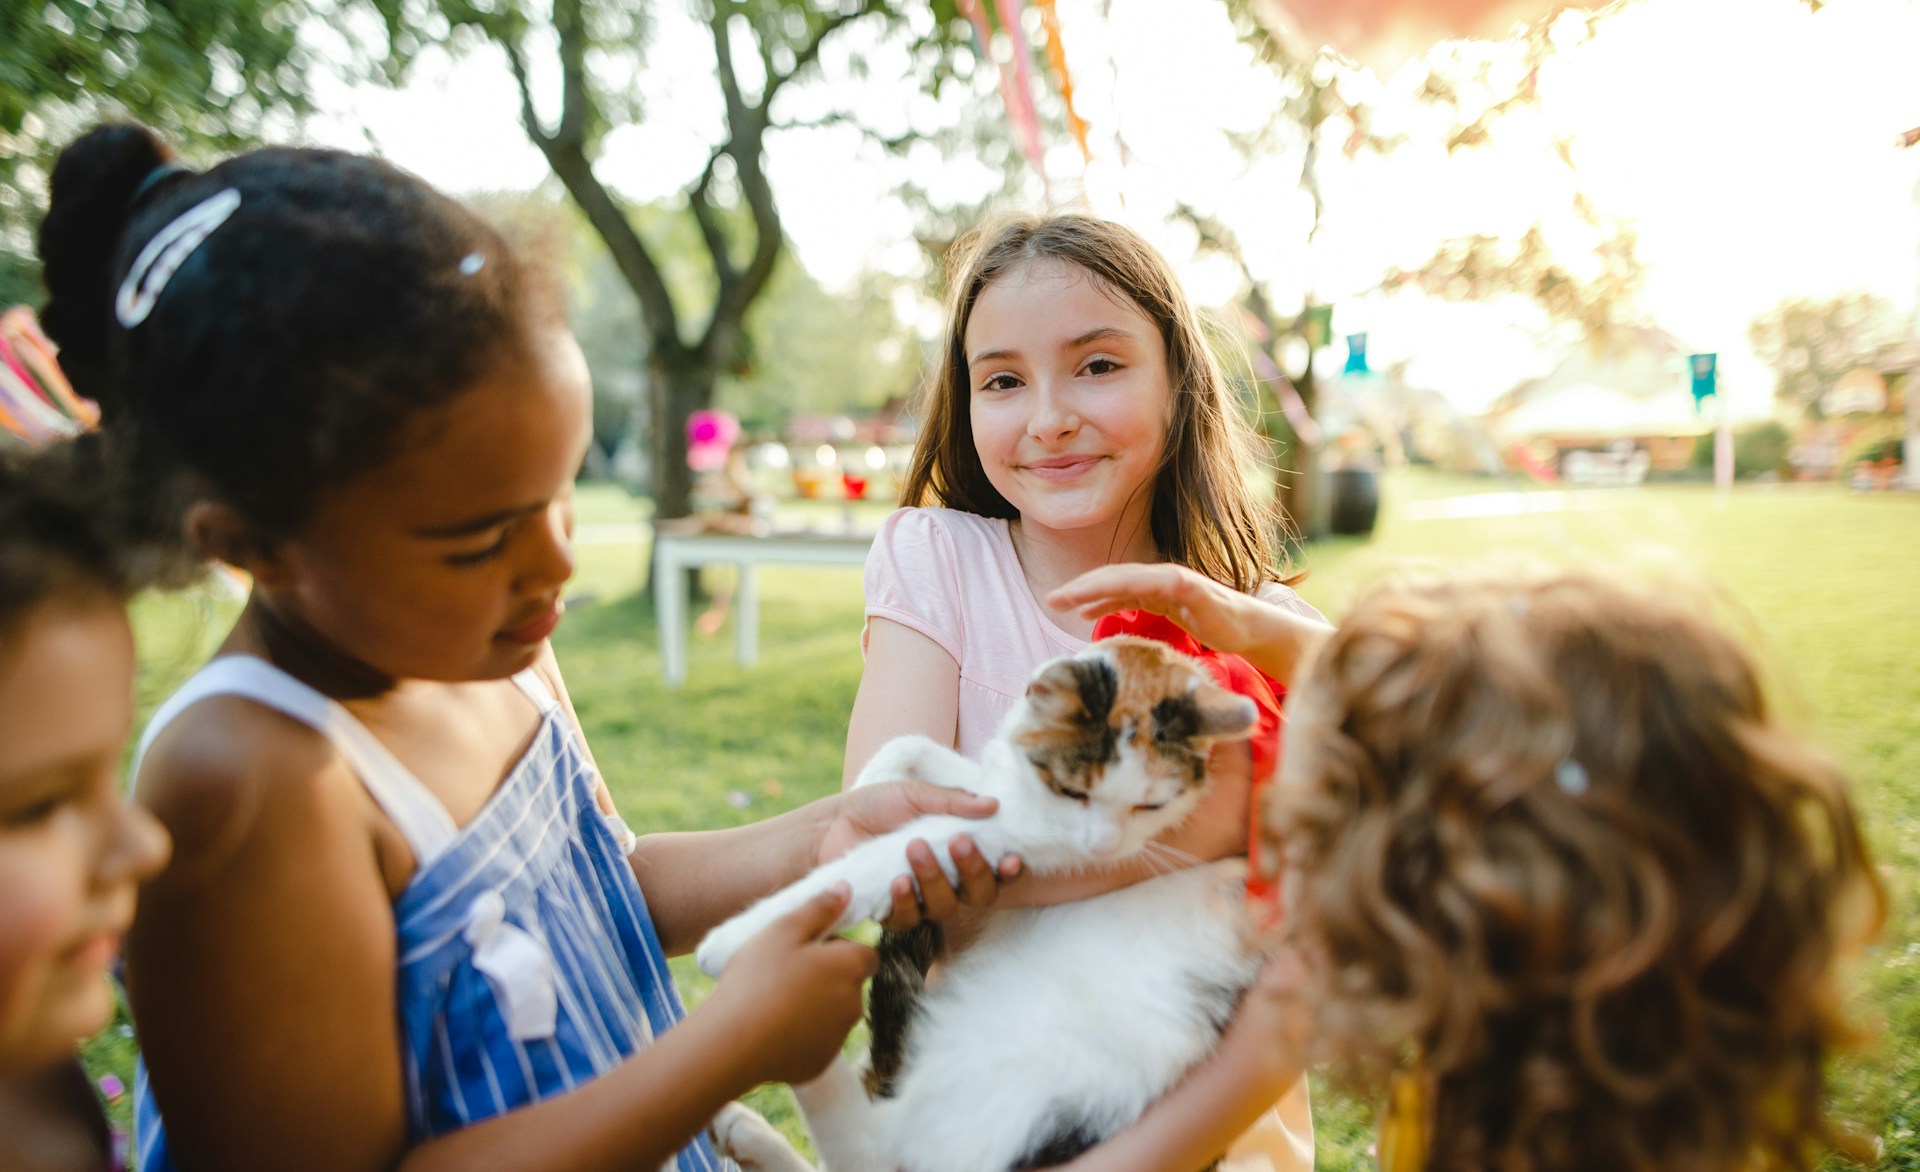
[643,345,719,599]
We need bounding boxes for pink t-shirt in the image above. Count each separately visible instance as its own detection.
[862,506,1324,759]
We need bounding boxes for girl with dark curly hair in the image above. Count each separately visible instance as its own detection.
[35,123,1016,1172]
[1051,561,1882,1172]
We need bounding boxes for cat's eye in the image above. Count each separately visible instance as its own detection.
[1059,790,1091,804]
[1133,801,1168,813]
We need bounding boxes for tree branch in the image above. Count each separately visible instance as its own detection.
[553,0,590,149]
[762,0,878,112]
[690,146,738,286]
[500,36,552,148]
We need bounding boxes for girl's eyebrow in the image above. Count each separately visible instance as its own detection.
[412,502,544,539]
[968,326,1134,369]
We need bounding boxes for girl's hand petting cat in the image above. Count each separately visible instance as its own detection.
[702,884,880,1088]
[1047,563,1332,687]
[817,780,1023,929]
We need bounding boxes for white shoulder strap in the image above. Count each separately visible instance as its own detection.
[510,668,558,712]
[133,657,461,865]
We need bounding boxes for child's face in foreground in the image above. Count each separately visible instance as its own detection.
[965,260,1171,547]
[262,328,595,683]
[0,601,170,1072]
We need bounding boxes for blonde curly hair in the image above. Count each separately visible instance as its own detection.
[1267,567,1882,1172]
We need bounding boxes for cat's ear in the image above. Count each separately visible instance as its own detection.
[1191,680,1258,740]
[1026,656,1116,725]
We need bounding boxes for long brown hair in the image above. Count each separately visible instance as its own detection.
[1270,567,1883,1172]
[900,213,1291,593]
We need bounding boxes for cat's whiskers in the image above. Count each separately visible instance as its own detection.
[1138,839,1207,875]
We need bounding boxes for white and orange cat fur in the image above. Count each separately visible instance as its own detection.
[697,635,1266,1172]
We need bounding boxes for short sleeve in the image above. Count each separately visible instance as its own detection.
[1257,580,1326,624]
[863,508,966,664]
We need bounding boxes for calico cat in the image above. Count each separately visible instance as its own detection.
[696,635,1267,1172]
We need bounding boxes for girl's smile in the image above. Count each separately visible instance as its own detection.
[1021,454,1107,480]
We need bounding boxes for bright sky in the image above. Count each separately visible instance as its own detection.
[306,0,1920,418]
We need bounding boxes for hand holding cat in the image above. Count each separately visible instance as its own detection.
[1048,563,1332,687]
[700,884,880,1088]
[817,779,1022,929]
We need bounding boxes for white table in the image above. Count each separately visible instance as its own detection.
[653,529,875,687]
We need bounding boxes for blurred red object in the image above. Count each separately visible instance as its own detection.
[1254,0,1605,66]
[840,471,870,500]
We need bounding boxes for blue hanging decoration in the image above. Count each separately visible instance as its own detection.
[1344,333,1371,376]
[1689,353,1718,411]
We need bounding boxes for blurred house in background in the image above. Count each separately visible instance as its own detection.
[1484,326,1708,485]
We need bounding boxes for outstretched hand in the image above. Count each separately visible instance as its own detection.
[818,780,1024,930]
[1048,563,1332,687]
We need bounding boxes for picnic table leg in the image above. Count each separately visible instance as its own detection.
[658,541,688,688]
[736,562,759,668]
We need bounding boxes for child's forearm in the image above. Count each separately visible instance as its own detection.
[398,1002,753,1172]
[1058,1019,1303,1172]
[1230,601,1333,689]
[631,803,828,955]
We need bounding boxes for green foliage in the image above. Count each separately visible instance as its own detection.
[1749,294,1908,421]
[1690,420,1793,479]
[0,0,333,286]
[1841,417,1906,471]
[727,261,922,430]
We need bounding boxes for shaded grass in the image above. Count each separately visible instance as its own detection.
[100,474,1918,1166]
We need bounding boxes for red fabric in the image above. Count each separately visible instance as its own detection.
[1091,610,1287,917]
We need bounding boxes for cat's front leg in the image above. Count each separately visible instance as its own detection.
[696,816,995,977]
[792,1058,896,1172]
[853,734,981,794]
[709,1102,816,1172]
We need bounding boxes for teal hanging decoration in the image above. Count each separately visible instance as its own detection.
[1690,353,1717,410]
[1344,333,1370,376]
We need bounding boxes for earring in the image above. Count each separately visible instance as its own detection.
[1375,1066,1430,1172]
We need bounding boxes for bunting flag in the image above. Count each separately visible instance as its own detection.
[1343,332,1370,375]
[1032,0,1091,165]
[0,307,97,444]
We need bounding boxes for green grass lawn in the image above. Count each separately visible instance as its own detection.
[105,471,1919,1167]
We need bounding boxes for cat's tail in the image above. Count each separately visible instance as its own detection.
[863,922,942,1098]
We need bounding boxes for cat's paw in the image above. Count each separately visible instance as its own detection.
[695,909,766,978]
[710,1102,815,1171]
[853,736,928,790]
[854,734,950,791]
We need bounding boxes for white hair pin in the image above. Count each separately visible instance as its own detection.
[1554,759,1590,796]
[115,188,242,328]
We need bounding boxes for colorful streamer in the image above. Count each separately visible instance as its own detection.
[0,306,98,443]
[2,307,97,426]
[992,0,1050,181]
[957,0,1051,197]
[1033,0,1091,165]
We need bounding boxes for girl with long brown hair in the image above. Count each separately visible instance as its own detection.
[845,213,1321,1168]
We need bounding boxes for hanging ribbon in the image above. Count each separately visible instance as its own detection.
[1,307,97,427]
[0,334,79,443]
[958,0,1051,197]
[1033,0,1090,165]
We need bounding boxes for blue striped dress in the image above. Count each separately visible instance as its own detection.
[129,656,733,1171]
